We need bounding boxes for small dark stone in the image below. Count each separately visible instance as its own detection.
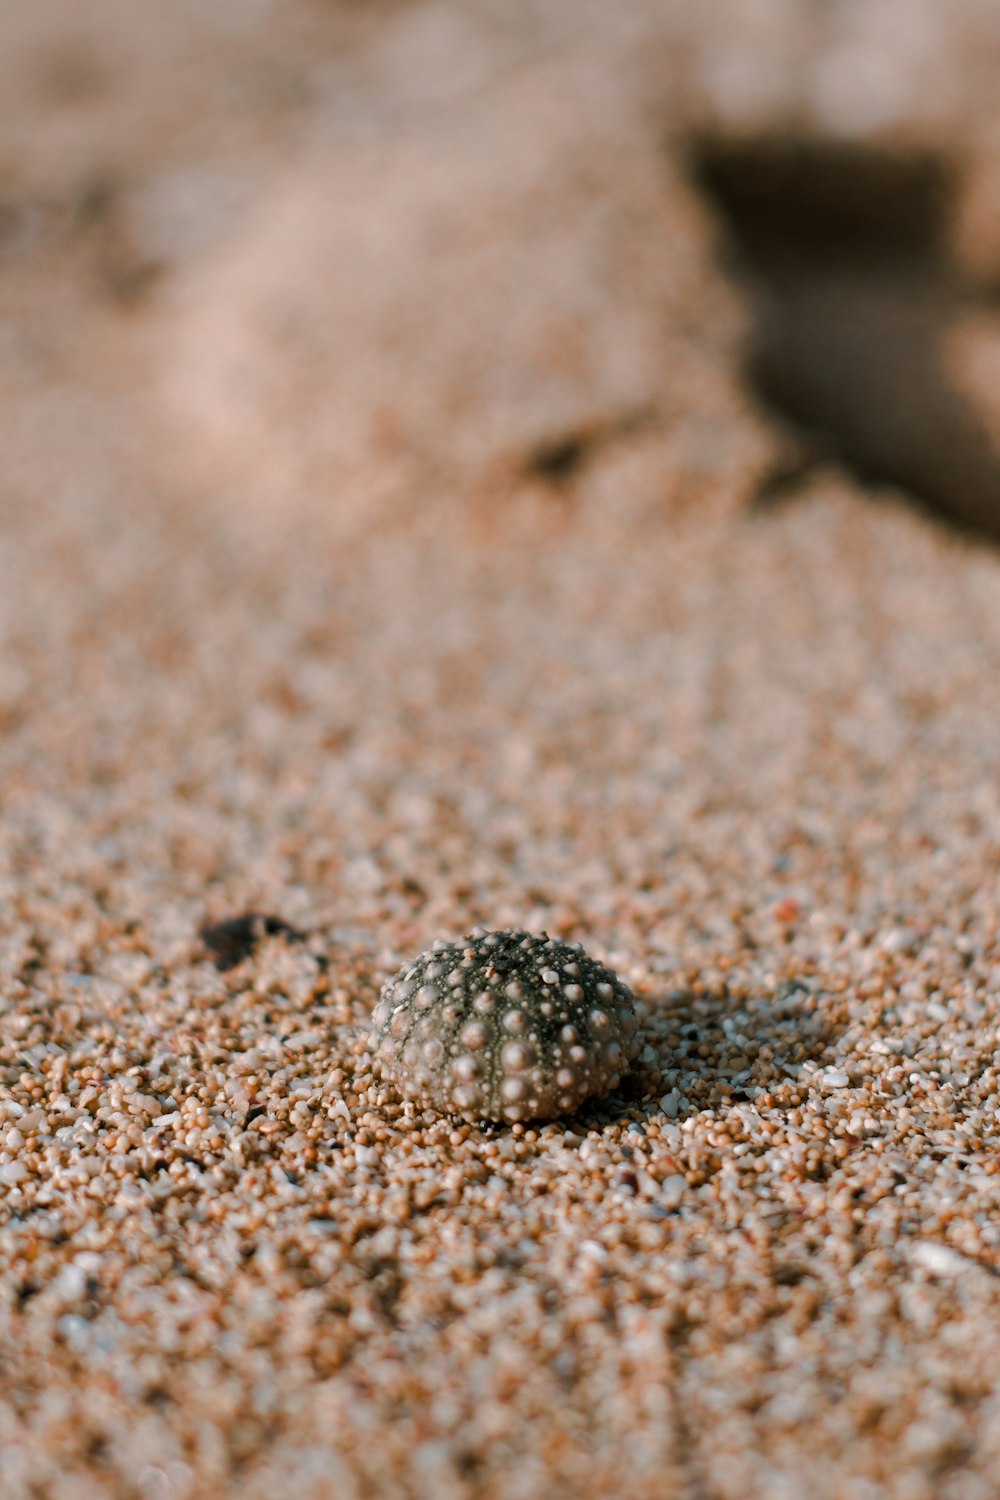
[527,433,589,484]
[199,912,305,970]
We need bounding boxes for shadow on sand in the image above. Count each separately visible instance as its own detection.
[572,979,850,1133]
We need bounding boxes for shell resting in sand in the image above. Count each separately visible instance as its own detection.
[372,928,640,1123]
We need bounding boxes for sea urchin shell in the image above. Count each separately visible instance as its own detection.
[371,928,640,1123]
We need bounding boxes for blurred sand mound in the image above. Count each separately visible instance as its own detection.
[154,53,739,520]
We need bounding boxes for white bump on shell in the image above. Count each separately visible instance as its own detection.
[460,1020,488,1050]
[501,1041,530,1072]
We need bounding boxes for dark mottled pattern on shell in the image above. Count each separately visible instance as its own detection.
[371,928,640,1123]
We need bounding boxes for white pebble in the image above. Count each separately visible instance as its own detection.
[661,1174,687,1206]
[578,1239,608,1261]
[881,926,917,954]
[912,1243,974,1277]
[53,1263,88,1300]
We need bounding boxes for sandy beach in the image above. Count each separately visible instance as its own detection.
[2,3,1000,1497]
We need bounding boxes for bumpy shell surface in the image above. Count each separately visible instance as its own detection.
[371,928,640,1122]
